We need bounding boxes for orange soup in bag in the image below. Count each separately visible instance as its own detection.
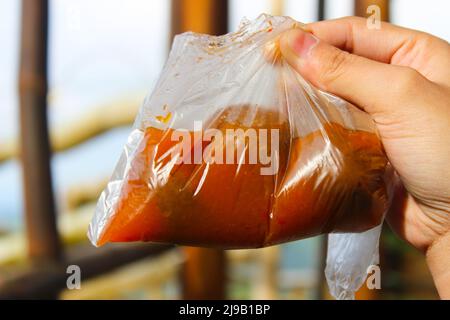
[96,106,388,248]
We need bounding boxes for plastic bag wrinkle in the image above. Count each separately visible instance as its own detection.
[88,14,394,299]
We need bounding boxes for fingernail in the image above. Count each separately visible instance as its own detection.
[286,30,318,59]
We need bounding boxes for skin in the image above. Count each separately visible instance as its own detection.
[279,17,450,299]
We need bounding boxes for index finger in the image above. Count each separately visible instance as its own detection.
[307,16,426,64]
[307,17,450,85]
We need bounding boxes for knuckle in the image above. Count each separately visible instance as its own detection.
[396,68,422,92]
[417,32,440,47]
[317,49,352,89]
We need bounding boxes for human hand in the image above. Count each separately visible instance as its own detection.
[279,17,450,298]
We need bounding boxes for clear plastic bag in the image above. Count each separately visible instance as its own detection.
[88,14,394,299]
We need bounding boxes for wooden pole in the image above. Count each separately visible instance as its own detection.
[0,243,172,299]
[314,235,328,299]
[252,246,279,299]
[19,0,61,263]
[318,0,326,21]
[181,248,226,300]
[270,0,284,16]
[171,0,228,40]
[171,0,228,300]
[354,0,390,21]
[353,0,390,301]
[313,0,327,300]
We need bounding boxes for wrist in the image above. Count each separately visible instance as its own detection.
[426,230,450,299]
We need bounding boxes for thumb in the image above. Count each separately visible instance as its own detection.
[279,28,430,118]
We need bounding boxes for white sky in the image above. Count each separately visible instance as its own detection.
[0,0,449,142]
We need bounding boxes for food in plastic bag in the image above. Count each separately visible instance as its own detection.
[88,15,394,299]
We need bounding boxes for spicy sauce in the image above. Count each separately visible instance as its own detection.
[97,106,388,248]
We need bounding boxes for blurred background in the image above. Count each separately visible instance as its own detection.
[0,0,448,300]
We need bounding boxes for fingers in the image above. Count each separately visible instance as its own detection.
[279,28,433,118]
[306,16,422,64]
[305,17,450,86]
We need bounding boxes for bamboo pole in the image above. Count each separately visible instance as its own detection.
[171,0,228,300]
[0,95,143,163]
[60,250,183,300]
[252,246,279,299]
[314,235,328,299]
[181,247,227,300]
[19,0,61,263]
[313,0,327,299]
[0,242,172,299]
[318,0,326,21]
[270,0,284,16]
[353,0,390,300]
[171,0,228,40]
[0,202,167,265]
[313,0,327,300]
[354,0,390,21]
